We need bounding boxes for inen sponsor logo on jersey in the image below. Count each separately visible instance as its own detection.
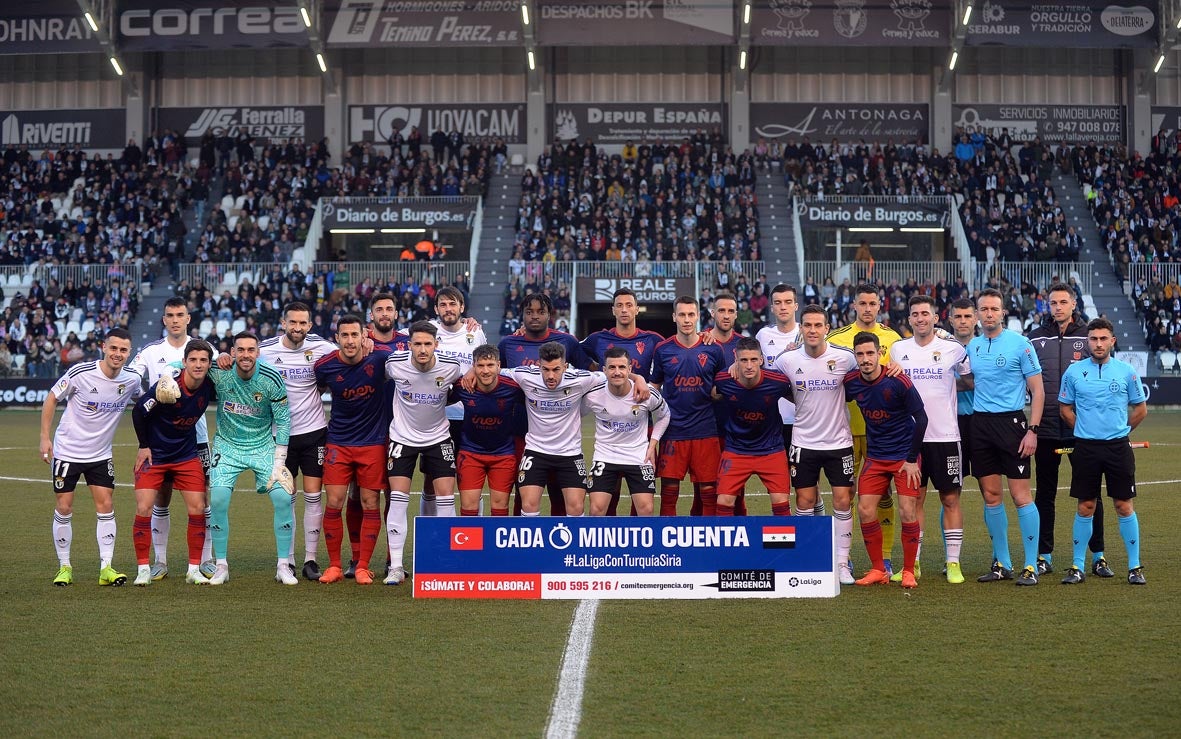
[496,525,751,549]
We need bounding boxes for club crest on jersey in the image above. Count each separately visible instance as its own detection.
[827,360,837,371]
[697,353,709,368]
[631,405,643,416]
[364,364,374,377]
[117,383,127,394]
[435,376,446,387]
[253,391,263,402]
[932,352,941,362]
[636,343,646,355]
[466,333,475,344]
[304,350,314,362]
[497,399,507,411]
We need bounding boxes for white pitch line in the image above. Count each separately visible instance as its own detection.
[544,599,601,739]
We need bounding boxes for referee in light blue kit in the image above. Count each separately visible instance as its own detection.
[967,288,1045,586]
[1057,318,1148,585]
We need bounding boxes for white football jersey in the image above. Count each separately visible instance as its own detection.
[51,362,143,463]
[432,319,487,421]
[259,334,335,435]
[583,383,671,466]
[508,366,604,457]
[892,336,970,442]
[774,343,855,450]
[756,323,802,425]
[385,352,463,446]
[130,337,214,443]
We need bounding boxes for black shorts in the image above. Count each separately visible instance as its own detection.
[518,450,587,490]
[970,411,1031,479]
[588,461,656,495]
[957,415,973,478]
[197,443,213,474]
[51,458,115,493]
[789,445,855,489]
[387,439,457,480]
[1070,438,1137,501]
[422,419,464,476]
[286,429,327,478]
[921,441,963,493]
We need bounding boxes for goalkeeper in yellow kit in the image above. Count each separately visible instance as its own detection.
[827,284,904,577]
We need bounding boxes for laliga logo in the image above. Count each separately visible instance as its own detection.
[549,523,573,550]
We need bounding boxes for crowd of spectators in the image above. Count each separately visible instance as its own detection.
[0,139,193,377]
[1073,138,1181,349]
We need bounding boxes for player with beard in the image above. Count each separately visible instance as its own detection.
[708,292,748,515]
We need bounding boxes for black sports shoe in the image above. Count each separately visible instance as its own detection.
[1015,566,1038,586]
[977,561,1014,582]
[343,559,358,579]
[1128,567,1146,585]
[1036,558,1053,576]
[1060,567,1085,585]
[302,560,322,581]
[1092,558,1115,578]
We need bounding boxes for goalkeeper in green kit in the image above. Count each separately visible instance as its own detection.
[160,332,295,584]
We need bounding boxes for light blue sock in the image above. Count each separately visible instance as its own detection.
[1042,552,1052,565]
[1072,513,1092,571]
[269,487,295,559]
[1119,512,1141,570]
[1092,550,1105,564]
[209,486,233,560]
[984,503,1011,570]
[1016,502,1039,570]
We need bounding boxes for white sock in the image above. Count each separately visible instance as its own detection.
[435,495,456,517]
[834,508,854,565]
[303,492,323,562]
[187,563,200,575]
[96,511,116,568]
[945,528,963,564]
[522,510,540,517]
[813,496,826,516]
[419,492,436,517]
[795,506,814,517]
[287,495,297,565]
[917,533,923,563]
[151,505,170,565]
[387,491,410,567]
[216,557,228,566]
[53,511,72,566]
[202,507,213,562]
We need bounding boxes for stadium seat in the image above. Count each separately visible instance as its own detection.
[291,247,305,265]
[227,215,239,231]
[231,318,246,334]
[65,320,81,336]
[1007,317,1024,333]
[80,319,95,335]
[220,195,235,213]
[238,271,254,287]
[220,271,237,288]
[215,319,231,336]
[509,153,524,169]
[257,215,270,231]
[1159,351,1178,373]
[54,320,65,336]
[11,354,25,373]
[199,319,213,336]
[233,195,246,212]
[70,308,83,323]
[6,275,19,289]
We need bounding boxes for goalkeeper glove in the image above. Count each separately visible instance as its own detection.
[155,373,181,404]
[268,445,294,496]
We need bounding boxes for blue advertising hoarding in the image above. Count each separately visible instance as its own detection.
[413,516,837,599]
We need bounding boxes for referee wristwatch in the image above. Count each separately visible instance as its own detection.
[1027,425,1039,434]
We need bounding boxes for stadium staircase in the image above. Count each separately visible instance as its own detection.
[759,171,800,289]
[468,170,518,333]
[1050,172,1141,349]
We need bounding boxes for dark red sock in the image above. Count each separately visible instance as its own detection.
[359,509,381,570]
[460,508,479,516]
[735,492,748,516]
[771,501,791,516]
[699,484,718,516]
[324,506,343,568]
[346,494,363,558]
[659,480,680,516]
[902,521,921,572]
[690,486,703,516]
[861,519,885,570]
[716,503,734,517]
[133,514,151,565]
[491,507,509,516]
[186,514,205,565]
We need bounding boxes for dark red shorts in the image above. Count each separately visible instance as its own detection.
[717,450,791,498]
[324,443,387,491]
[135,457,205,492]
[458,450,517,493]
[858,457,923,498]
[658,437,722,483]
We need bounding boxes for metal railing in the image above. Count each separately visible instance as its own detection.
[311,261,472,291]
[1125,262,1181,291]
[30,263,145,291]
[177,262,284,289]
[801,260,1094,296]
[322,196,478,207]
[975,260,1093,296]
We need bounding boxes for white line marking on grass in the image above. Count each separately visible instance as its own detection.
[545,599,601,739]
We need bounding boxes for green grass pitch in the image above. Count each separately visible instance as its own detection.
[0,410,1178,736]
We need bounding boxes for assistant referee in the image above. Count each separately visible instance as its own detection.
[1057,318,1148,586]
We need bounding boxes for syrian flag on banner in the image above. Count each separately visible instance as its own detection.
[762,525,796,549]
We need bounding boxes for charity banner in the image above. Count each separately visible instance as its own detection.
[413,516,838,599]
[537,0,735,45]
